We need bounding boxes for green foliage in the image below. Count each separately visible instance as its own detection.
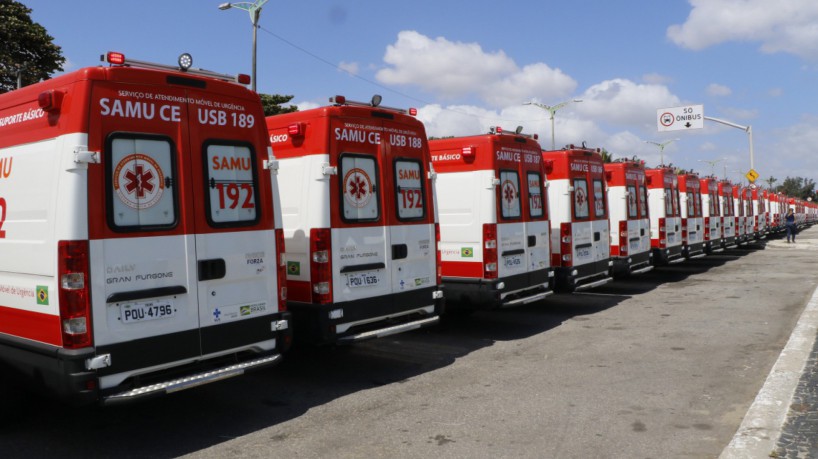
[259,93,298,117]
[599,148,614,163]
[0,0,65,93]
[776,176,816,200]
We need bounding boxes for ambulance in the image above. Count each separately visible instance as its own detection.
[718,180,738,248]
[265,95,443,344]
[751,186,768,239]
[733,186,750,245]
[603,160,652,277]
[677,173,706,258]
[645,167,684,265]
[541,146,612,292]
[698,176,723,254]
[428,128,552,309]
[0,52,292,405]
[768,192,784,234]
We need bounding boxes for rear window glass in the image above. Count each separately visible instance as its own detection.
[664,187,673,215]
[527,172,545,219]
[574,178,589,219]
[593,179,606,218]
[341,154,380,222]
[108,134,177,230]
[639,186,648,218]
[204,142,259,226]
[394,159,425,220]
[499,170,521,219]
[627,185,637,218]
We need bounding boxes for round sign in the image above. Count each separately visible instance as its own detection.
[343,167,374,208]
[113,154,165,210]
[660,112,674,127]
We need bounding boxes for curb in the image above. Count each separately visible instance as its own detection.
[720,283,818,458]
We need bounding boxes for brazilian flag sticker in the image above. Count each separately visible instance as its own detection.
[461,247,474,258]
[287,261,301,276]
[36,286,49,305]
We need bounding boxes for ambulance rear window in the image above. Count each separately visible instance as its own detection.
[394,159,425,220]
[627,185,637,218]
[640,186,648,218]
[527,172,545,219]
[574,178,590,219]
[107,134,177,230]
[499,170,521,219]
[593,179,606,218]
[341,154,380,222]
[664,187,673,215]
[203,142,260,226]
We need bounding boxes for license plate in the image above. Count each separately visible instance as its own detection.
[346,271,380,288]
[576,246,592,259]
[121,300,175,323]
[503,254,523,268]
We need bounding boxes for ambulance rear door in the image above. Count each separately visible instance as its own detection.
[495,147,528,279]
[589,160,611,265]
[522,152,550,273]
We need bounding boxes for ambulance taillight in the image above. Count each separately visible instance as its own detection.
[704,217,711,241]
[618,221,628,255]
[275,228,287,310]
[560,223,572,267]
[310,228,333,304]
[237,74,251,85]
[58,240,92,349]
[38,90,64,112]
[435,223,442,285]
[658,218,667,248]
[482,224,498,279]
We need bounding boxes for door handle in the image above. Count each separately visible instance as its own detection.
[528,235,536,247]
[392,244,408,260]
[594,232,601,242]
[198,258,226,281]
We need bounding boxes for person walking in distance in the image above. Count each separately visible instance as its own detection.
[785,207,797,243]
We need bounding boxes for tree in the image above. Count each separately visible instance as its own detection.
[777,176,816,200]
[259,93,298,117]
[599,148,614,163]
[763,176,777,191]
[0,0,65,93]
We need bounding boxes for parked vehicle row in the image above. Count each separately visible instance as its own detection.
[1,54,816,406]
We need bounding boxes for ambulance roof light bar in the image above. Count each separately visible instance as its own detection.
[489,125,538,140]
[328,94,416,116]
[102,51,250,86]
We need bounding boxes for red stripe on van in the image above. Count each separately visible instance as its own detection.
[0,305,62,346]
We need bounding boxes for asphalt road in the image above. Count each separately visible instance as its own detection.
[2,228,816,459]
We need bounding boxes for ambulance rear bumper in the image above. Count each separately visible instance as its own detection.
[441,268,552,310]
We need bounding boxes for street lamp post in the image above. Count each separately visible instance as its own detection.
[218,0,269,92]
[643,138,680,167]
[524,99,582,150]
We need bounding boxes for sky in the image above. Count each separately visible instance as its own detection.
[19,0,818,187]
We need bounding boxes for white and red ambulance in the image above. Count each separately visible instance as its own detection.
[265,95,443,344]
[0,52,291,405]
[542,146,612,292]
[751,186,768,239]
[645,167,684,264]
[677,173,706,259]
[428,128,552,309]
[768,192,784,234]
[718,180,738,248]
[698,176,723,254]
[733,186,750,245]
[603,160,652,277]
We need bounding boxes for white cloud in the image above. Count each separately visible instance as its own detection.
[575,79,681,129]
[668,0,818,60]
[706,83,732,97]
[769,115,818,180]
[338,61,359,75]
[769,87,784,97]
[376,31,577,108]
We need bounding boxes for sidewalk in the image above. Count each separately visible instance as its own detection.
[721,230,818,459]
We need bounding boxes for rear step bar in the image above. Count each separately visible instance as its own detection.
[102,354,282,405]
[337,316,440,344]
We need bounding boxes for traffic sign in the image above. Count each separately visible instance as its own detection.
[745,168,759,183]
[657,105,704,132]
